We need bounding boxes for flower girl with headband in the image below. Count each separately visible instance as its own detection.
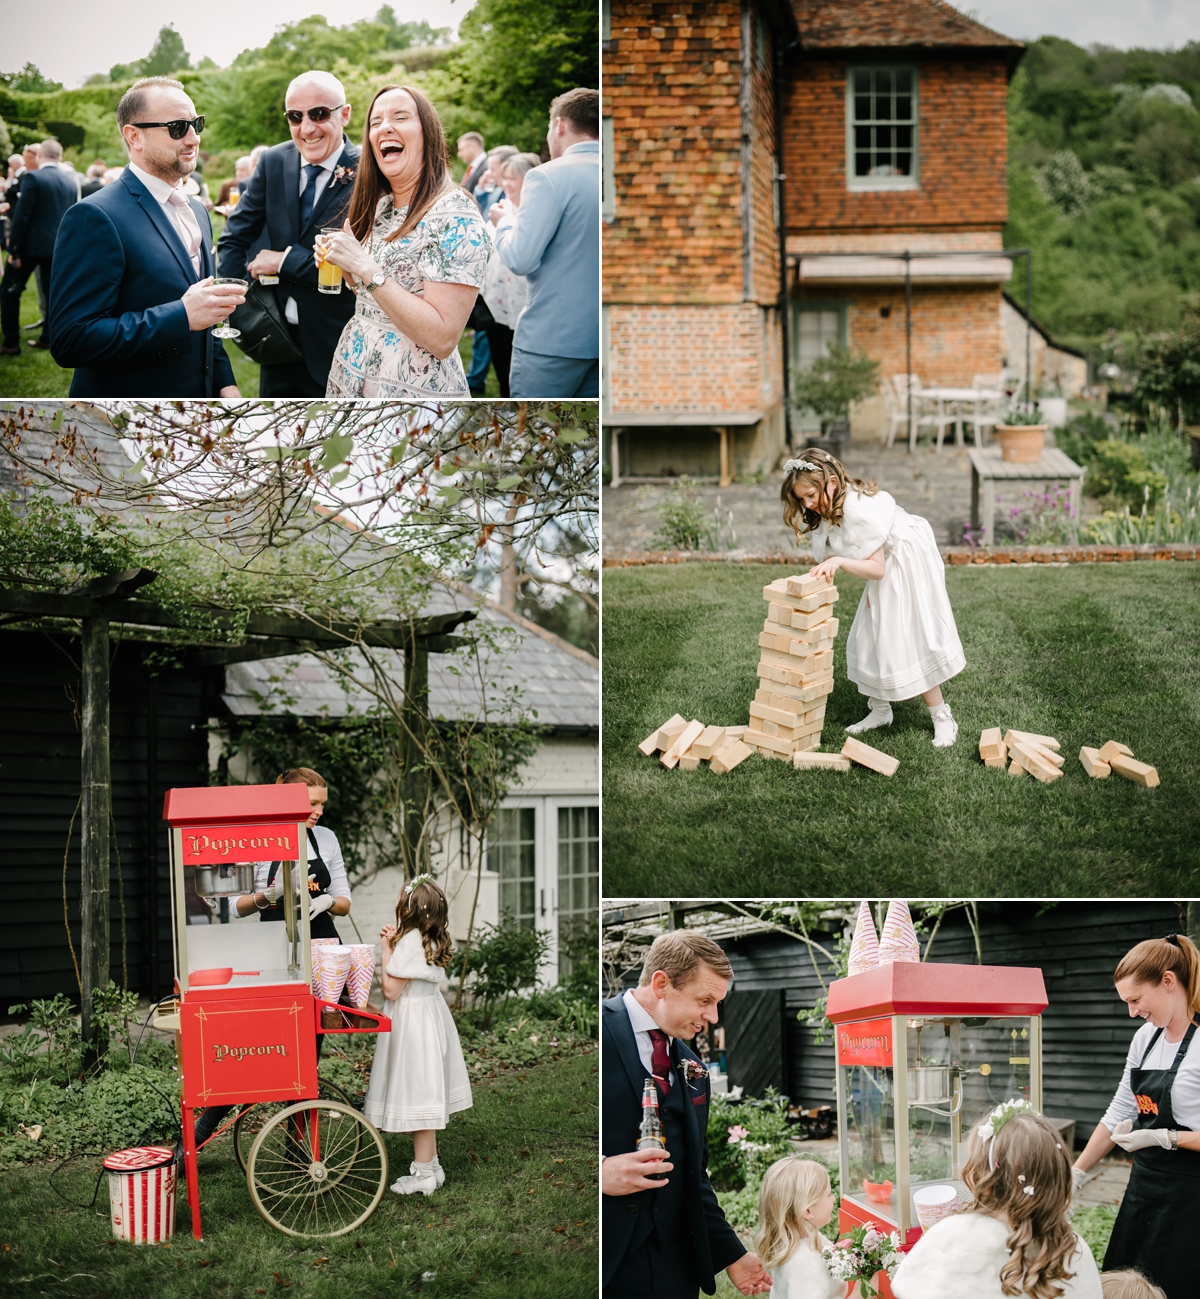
[892,1102,1102,1299]
[754,1156,842,1298]
[363,874,472,1196]
[781,447,966,747]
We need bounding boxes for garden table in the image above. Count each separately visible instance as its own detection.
[918,387,1003,448]
[967,445,1084,547]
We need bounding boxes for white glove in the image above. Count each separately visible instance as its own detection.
[309,894,335,918]
[1071,1165,1086,1193]
[1110,1119,1171,1152]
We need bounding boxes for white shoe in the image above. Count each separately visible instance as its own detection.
[929,703,958,748]
[391,1166,438,1196]
[417,1158,445,1188]
[846,698,893,734]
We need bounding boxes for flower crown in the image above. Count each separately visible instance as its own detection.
[976,1098,1040,1190]
[405,872,437,894]
[783,458,818,476]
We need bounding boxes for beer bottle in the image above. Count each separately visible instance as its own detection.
[637,1077,668,1181]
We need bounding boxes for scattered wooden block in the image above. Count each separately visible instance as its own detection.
[1098,740,1134,764]
[1005,729,1061,753]
[979,726,1007,764]
[784,573,825,598]
[710,738,753,774]
[979,726,1002,749]
[1079,746,1111,779]
[678,755,700,771]
[1109,754,1159,788]
[1008,755,1029,777]
[1007,739,1063,784]
[1023,740,1065,769]
[983,757,1007,769]
[690,725,727,761]
[841,736,899,777]
[793,750,852,772]
[724,725,748,739]
[637,713,687,757]
[660,719,704,770]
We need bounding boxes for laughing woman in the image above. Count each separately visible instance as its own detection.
[320,84,489,396]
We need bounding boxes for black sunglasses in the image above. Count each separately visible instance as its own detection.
[284,105,345,125]
[131,117,205,140]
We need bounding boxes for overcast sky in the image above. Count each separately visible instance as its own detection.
[967,0,1197,50]
[6,1,477,90]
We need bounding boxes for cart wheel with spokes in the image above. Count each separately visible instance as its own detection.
[233,1078,356,1175]
[246,1100,387,1237]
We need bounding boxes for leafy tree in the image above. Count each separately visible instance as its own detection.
[0,63,63,94]
[141,24,191,78]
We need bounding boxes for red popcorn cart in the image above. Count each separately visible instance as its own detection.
[827,960,1049,1296]
[155,784,392,1239]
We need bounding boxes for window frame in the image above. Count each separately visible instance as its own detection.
[845,64,920,193]
[602,117,615,224]
[790,301,850,432]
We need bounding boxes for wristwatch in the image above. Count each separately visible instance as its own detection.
[361,269,387,293]
[1169,1129,1179,1150]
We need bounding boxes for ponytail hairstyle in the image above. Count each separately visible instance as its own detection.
[962,1112,1077,1299]
[780,445,877,538]
[754,1157,831,1267]
[1114,934,1200,1019]
[394,877,454,968]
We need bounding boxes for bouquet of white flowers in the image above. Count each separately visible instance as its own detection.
[827,1223,903,1298]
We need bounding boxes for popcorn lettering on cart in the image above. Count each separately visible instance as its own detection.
[212,1043,290,1063]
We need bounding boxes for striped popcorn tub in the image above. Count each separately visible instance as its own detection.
[103,1145,177,1244]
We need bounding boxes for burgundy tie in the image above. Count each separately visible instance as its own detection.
[648,1028,671,1095]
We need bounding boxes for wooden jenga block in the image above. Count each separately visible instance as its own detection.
[978,727,1007,763]
[637,713,687,757]
[763,577,837,610]
[690,726,727,761]
[1079,746,1111,779]
[841,736,900,777]
[788,618,839,647]
[748,716,764,733]
[725,725,748,739]
[1109,754,1159,788]
[790,586,840,614]
[1008,755,1028,777]
[660,719,704,770]
[753,728,818,755]
[1007,740,1062,784]
[1011,736,1064,768]
[678,755,700,771]
[793,750,852,772]
[710,738,754,773]
[1005,729,1061,753]
[983,757,1006,769]
[1098,740,1134,764]
[750,701,810,729]
[789,605,838,631]
[758,651,833,683]
[784,573,825,598]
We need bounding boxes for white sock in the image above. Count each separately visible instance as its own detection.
[846,697,893,734]
[929,702,958,747]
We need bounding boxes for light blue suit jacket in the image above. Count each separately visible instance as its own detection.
[493,141,598,360]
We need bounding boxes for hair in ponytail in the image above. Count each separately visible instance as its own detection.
[1114,934,1200,1018]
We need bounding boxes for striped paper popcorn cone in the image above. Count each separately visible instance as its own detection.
[346,945,376,1008]
[310,938,338,1000]
[847,901,880,976]
[879,899,921,964]
[318,945,352,1003]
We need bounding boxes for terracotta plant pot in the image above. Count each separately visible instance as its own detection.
[995,424,1047,463]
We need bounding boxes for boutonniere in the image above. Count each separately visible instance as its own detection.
[334,165,355,185]
[681,1059,709,1084]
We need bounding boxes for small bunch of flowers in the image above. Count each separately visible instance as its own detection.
[727,1124,749,1144]
[828,1224,902,1297]
[975,1097,1033,1143]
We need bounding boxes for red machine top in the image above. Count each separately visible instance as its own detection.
[162,784,311,826]
[826,961,1048,1023]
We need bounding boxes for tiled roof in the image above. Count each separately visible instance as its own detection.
[793,0,1023,50]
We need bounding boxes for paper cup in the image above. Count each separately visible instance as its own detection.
[913,1184,959,1230]
[346,945,376,1009]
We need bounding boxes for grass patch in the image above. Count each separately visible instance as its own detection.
[602,562,1200,893]
[0,1052,596,1299]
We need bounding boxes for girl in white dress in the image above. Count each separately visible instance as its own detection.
[364,875,472,1196]
[754,1157,842,1299]
[781,448,966,747]
[892,1108,1102,1299]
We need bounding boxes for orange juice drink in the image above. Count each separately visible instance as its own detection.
[318,227,343,294]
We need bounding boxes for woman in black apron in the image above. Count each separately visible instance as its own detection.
[1071,934,1200,1299]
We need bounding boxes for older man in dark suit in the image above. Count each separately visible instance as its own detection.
[0,139,78,355]
[217,71,360,397]
[603,931,773,1299]
[48,77,242,397]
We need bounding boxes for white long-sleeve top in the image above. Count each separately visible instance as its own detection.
[768,1238,842,1299]
[250,826,351,901]
[1099,1021,1200,1131]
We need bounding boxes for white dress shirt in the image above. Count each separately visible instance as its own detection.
[127,162,203,272]
[251,825,352,901]
[623,987,673,1090]
[284,140,345,325]
[1100,1020,1200,1132]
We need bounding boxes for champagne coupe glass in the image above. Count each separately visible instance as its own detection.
[211,278,248,339]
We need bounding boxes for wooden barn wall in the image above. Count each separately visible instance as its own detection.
[0,629,217,1005]
[719,901,1185,1137]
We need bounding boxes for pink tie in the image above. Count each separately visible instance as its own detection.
[166,190,203,275]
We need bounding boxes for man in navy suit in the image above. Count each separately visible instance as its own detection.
[1,139,78,355]
[217,71,360,397]
[48,77,242,397]
[602,931,773,1299]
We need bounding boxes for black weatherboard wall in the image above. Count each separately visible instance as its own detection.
[718,901,1183,1139]
[0,628,217,1005]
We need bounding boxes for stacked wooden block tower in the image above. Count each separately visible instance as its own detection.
[746,573,840,760]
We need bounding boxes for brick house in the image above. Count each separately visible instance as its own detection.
[603,0,1024,482]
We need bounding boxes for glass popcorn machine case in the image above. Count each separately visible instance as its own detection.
[828,961,1048,1256]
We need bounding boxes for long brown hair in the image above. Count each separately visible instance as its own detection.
[780,446,877,538]
[962,1112,1078,1299]
[346,84,452,245]
[394,879,454,968]
[1115,934,1200,1019]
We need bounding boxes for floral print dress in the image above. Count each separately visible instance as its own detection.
[326,187,489,397]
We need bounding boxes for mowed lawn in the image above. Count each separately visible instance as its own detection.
[602,562,1200,894]
[0,1054,597,1299]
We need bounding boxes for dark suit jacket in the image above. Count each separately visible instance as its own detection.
[601,995,745,1295]
[9,165,78,259]
[462,154,487,195]
[48,168,234,397]
[217,138,359,389]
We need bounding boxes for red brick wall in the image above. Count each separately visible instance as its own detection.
[747,15,781,303]
[783,56,1010,234]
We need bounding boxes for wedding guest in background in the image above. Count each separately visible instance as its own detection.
[478,152,539,397]
[320,84,488,397]
[48,77,242,396]
[218,70,360,396]
[475,145,518,221]
[492,88,599,398]
[457,131,487,195]
[1,139,78,356]
[80,163,107,198]
[215,156,253,210]
[3,145,49,328]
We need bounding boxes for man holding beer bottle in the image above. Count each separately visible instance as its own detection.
[602,931,773,1298]
[217,70,360,397]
